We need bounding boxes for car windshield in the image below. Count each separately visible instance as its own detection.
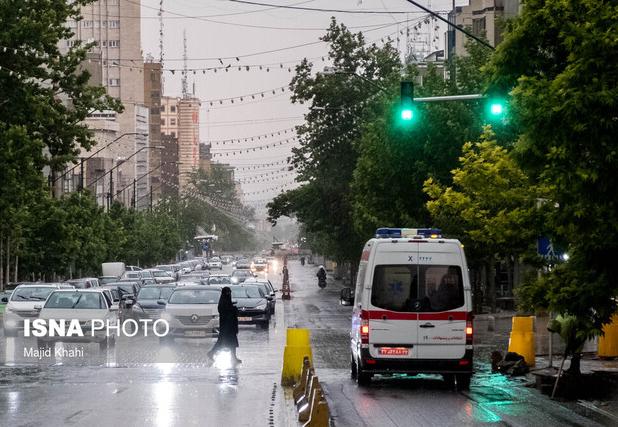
[99,277,118,284]
[115,284,135,295]
[125,272,140,278]
[152,271,170,277]
[208,276,231,285]
[140,271,153,278]
[45,292,105,309]
[168,289,221,304]
[11,287,55,301]
[231,286,263,299]
[138,287,174,300]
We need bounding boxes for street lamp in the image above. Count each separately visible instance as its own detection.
[114,161,178,208]
[87,145,164,210]
[52,132,148,190]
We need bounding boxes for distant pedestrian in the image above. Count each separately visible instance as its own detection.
[208,287,241,364]
[300,256,305,266]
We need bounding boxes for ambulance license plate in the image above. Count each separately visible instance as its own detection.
[379,347,409,356]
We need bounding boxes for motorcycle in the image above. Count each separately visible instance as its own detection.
[318,276,327,289]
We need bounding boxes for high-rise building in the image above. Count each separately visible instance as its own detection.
[161,97,179,138]
[59,0,150,208]
[447,0,521,58]
[161,134,179,198]
[144,61,163,205]
[177,98,201,190]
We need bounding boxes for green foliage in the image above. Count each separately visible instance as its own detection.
[268,19,401,262]
[424,127,543,262]
[487,0,618,331]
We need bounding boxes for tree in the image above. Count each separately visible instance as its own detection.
[268,19,401,266]
[0,0,121,286]
[487,0,618,335]
[424,127,544,311]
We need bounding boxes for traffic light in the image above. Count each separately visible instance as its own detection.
[400,81,415,123]
[485,97,507,121]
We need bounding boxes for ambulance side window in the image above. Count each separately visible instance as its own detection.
[354,263,367,305]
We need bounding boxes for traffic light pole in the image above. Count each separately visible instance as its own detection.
[414,94,483,102]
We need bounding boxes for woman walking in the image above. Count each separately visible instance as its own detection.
[208,287,241,364]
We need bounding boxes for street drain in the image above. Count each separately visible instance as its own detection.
[268,382,277,426]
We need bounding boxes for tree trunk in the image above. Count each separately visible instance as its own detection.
[506,256,514,296]
[5,234,10,286]
[14,253,18,282]
[0,234,3,289]
[488,259,497,313]
[567,353,582,375]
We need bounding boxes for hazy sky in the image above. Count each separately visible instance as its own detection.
[139,0,463,213]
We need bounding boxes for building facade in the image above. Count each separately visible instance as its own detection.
[58,0,150,208]
[447,0,521,58]
[144,61,163,205]
[177,98,201,191]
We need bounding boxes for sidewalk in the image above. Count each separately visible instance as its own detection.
[474,311,618,425]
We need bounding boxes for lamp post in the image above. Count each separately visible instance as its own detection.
[51,132,148,194]
[87,145,163,210]
[113,160,176,209]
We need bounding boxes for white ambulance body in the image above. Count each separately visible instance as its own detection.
[349,228,473,389]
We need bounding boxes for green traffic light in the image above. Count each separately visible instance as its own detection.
[490,103,503,116]
[401,109,413,121]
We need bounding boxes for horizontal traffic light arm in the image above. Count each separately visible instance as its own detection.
[413,94,483,102]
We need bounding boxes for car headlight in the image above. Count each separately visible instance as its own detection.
[256,303,268,310]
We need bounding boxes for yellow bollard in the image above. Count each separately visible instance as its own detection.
[599,315,618,358]
[299,376,320,422]
[287,328,311,347]
[293,357,312,402]
[508,316,535,367]
[281,345,313,386]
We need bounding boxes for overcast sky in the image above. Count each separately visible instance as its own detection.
[139,0,463,213]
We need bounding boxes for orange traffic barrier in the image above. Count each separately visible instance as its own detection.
[293,357,312,402]
[298,376,320,422]
[303,386,330,427]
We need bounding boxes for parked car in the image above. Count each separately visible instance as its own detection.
[122,271,143,281]
[231,269,255,284]
[3,283,73,337]
[0,290,14,315]
[129,285,176,323]
[126,265,143,272]
[37,289,118,351]
[66,277,100,289]
[159,286,222,342]
[229,284,271,329]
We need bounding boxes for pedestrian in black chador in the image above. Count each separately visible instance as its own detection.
[208,286,241,364]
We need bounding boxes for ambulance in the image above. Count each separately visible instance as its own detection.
[343,228,473,389]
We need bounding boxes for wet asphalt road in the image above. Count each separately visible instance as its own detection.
[284,261,603,427]
[0,260,607,426]
[0,264,290,427]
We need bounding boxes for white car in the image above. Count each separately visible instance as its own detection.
[159,286,221,342]
[147,269,176,284]
[3,283,73,337]
[207,257,223,270]
[345,227,474,389]
[37,289,119,351]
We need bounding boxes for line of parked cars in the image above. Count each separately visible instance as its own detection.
[2,255,279,348]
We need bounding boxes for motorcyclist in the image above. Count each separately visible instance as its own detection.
[316,265,327,287]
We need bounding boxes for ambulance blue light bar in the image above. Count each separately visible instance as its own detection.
[375,228,442,239]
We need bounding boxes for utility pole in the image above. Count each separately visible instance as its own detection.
[108,167,113,211]
[79,158,84,191]
[181,30,189,99]
[150,186,153,211]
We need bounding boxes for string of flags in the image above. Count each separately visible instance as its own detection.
[205,127,297,145]
[211,137,298,156]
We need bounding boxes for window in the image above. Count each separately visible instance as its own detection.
[472,17,486,37]
[151,91,160,99]
[150,107,159,115]
[109,78,120,86]
[354,262,367,305]
[170,132,176,138]
[170,106,176,113]
[108,40,120,48]
[371,265,464,312]
[161,118,166,126]
[160,105,165,112]
[170,118,176,125]
[109,20,120,28]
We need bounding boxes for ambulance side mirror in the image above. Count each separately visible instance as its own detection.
[340,288,353,306]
